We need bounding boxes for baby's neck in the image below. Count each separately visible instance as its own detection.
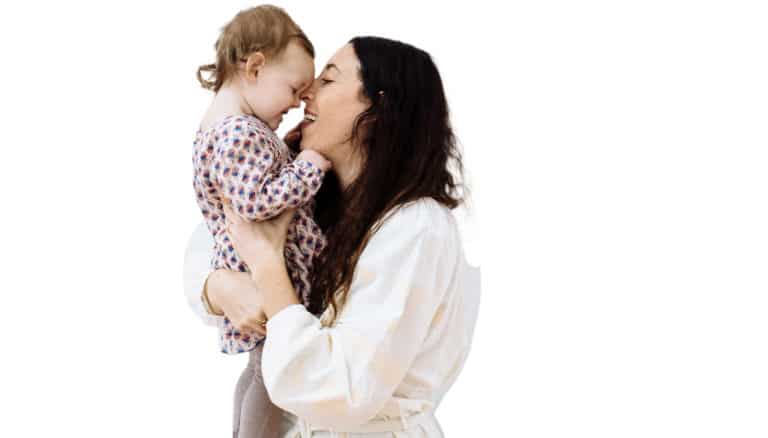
[199,86,253,131]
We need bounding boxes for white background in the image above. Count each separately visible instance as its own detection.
[1,0,766,437]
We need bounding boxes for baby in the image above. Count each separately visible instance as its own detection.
[192,5,327,438]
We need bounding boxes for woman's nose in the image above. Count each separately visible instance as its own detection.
[301,81,319,102]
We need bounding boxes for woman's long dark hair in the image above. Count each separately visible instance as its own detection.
[306,36,465,323]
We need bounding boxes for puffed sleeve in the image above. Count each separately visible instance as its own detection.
[182,222,224,327]
[261,201,458,429]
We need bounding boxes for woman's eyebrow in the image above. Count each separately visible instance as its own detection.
[323,63,342,74]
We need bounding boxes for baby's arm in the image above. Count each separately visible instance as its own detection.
[212,123,328,221]
[296,149,331,172]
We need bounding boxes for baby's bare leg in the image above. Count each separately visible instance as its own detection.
[235,343,284,438]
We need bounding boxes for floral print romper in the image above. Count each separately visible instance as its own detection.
[192,114,326,354]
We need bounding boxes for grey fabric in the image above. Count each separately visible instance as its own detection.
[233,344,285,438]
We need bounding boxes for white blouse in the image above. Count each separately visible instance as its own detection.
[183,198,481,437]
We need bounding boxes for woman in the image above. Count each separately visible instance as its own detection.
[184,36,481,437]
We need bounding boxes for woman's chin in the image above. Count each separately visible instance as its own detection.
[298,128,314,150]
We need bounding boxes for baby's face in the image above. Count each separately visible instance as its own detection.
[245,40,315,130]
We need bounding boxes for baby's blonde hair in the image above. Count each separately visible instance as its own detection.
[197,5,314,92]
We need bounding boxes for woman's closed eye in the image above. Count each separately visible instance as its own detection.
[320,78,333,86]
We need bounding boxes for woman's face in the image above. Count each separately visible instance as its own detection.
[299,44,370,166]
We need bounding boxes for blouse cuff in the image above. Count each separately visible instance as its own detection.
[264,304,321,353]
[265,303,315,334]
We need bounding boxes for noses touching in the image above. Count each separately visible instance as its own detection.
[301,87,317,116]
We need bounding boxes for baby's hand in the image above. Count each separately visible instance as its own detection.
[297,149,332,172]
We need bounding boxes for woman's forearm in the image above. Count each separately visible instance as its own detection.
[205,263,299,326]
[205,269,255,317]
[251,258,301,319]
[202,271,226,316]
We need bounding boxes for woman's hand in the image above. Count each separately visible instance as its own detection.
[206,269,267,337]
[222,200,301,320]
[285,121,330,171]
[222,200,296,274]
[283,122,303,150]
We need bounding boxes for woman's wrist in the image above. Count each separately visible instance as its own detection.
[247,249,287,283]
[250,254,300,319]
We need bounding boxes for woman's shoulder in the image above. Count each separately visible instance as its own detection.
[375,197,457,239]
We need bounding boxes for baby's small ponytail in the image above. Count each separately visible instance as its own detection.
[196,63,218,91]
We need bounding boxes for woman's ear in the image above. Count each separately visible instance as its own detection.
[244,51,267,81]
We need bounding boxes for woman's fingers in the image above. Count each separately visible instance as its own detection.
[222,200,234,226]
[233,318,256,334]
[239,308,268,337]
[233,319,266,337]
[283,122,302,147]
[253,323,267,338]
[209,270,268,343]
[222,199,243,226]
[222,199,255,255]
[275,208,297,232]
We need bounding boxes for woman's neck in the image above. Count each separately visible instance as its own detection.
[334,149,362,190]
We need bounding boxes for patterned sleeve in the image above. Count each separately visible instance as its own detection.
[211,120,325,221]
[312,220,327,260]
